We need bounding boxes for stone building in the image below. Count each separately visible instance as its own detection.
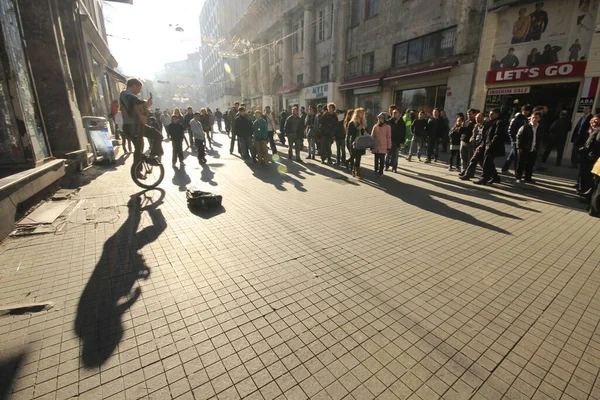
[471,0,600,159]
[200,0,253,110]
[154,52,204,111]
[0,0,126,239]
[230,0,346,112]
[339,0,486,121]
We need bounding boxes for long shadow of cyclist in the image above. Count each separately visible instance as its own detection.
[75,188,167,368]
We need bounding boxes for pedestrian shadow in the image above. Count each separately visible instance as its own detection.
[397,167,538,213]
[172,165,192,191]
[0,351,25,399]
[248,162,307,192]
[206,148,220,159]
[201,163,218,186]
[74,188,167,368]
[302,161,360,186]
[360,173,512,234]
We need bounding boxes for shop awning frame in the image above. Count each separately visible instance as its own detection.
[339,73,385,91]
[277,82,303,95]
[383,63,454,82]
[105,65,127,83]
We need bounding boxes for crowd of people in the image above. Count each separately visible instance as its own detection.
[113,78,600,218]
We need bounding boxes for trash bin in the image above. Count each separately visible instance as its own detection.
[82,116,115,164]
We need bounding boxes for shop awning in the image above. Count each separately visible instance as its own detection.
[105,65,127,83]
[383,63,453,82]
[339,73,385,91]
[277,82,303,95]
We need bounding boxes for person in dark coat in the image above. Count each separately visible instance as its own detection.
[319,103,338,164]
[571,106,592,166]
[167,115,186,167]
[474,108,504,185]
[284,106,304,162]
[515,110,543,183]
[233,107,254,159]
[409,111,427,161]
[541,110,572,166]
[502,104,532,174]
[279,109,288,145]
[459,113,486,180]
[425,108,446,163]
[385,109,406,172]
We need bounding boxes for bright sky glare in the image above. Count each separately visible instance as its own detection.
[103,0,205,79]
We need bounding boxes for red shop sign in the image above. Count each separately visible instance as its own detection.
[486,61,587,85]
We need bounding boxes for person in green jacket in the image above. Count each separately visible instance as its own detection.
[402,110,415,154]
[253,110,269,164]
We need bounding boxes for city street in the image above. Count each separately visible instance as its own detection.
[1,132,599,400]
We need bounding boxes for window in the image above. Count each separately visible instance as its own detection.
[392,27,457,67]
[296,74,303,83]
[362,52,374,74]
[329,3,334,38]
[347,58,358,77]
[318,10,325,41]
[366,0,379,18]
[408,37,423,64]
[351,0,361,26]
[320,66,330,83]
[292,21,304,53]
[394,85,447,114]
[393,42,408,67]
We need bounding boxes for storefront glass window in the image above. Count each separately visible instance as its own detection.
[394,85,446,114]
[355,93,381,130]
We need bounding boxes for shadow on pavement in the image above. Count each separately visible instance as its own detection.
[359,172,513,234]
[172,165,192,191]
[188,205,226,219]
[75,188,167,368]
[201,163,219,186]
[66,152,131,189]
[0,352,25,399]
[248,161,307,192]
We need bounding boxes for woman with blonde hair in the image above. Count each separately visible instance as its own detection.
[342,109,354,169]
[346,108,367,178]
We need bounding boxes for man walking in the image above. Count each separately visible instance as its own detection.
[183,106,195,148]
[189,112,206,164]
[502,104,532,174]
[264,106,278,155]
[542,110,571,166]
[571,105,592,167]
[408,111,427,161]
[474,108,504,185]
[168,115,186,167]
[425,108,445,163]
[460,108,477,173]
[229,102,240,154]
[160,109,171,137]
[215,108,223,132]
[284,106,304,162]
[253,110,269,165]
[234,107,253,160]
[385,109,406,172]
[319,103,338,164]
[515,110,543,183]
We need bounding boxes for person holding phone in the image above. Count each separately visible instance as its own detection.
[119,79,164,169]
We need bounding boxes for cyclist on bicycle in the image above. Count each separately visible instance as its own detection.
[119,78,164,167]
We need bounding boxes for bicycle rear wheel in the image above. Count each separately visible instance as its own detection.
[131,157,165,189]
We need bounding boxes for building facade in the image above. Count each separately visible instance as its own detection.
[154,52,204,111]
[339,0,486,122]
[0,0,126,239]
[200,0,252,110]
[472,0,600,157]
[230,0,346,112]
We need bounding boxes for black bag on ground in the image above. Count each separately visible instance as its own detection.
[186,186,222,208]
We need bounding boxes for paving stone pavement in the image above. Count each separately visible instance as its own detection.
[1,131,599,400]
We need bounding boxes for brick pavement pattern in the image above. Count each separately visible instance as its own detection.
[1,132,600,400]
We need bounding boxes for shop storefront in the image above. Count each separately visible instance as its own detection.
[484,62,586,117]
[474,0,600,139]
[304,82,335,109]
[277,82,303,112]
[339,73,385,125]
[384,65,452,117]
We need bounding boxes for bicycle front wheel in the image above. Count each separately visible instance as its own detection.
[131,157,165,189]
